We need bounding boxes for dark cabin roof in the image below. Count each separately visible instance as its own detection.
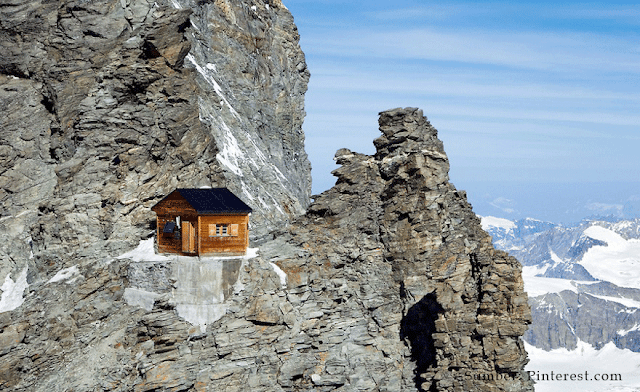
[154,188,252,214]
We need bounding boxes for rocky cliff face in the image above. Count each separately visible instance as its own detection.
[1,106,533,391]
[1,1,532,391]
[0,0,310,282]
[262,108,533,391]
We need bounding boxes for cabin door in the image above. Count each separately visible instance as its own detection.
[182,221,196,253]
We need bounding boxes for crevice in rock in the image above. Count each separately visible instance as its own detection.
[0,65,28,79]
[83,29,105,38]
[40,94,56,115]
[177,18,190,33]
[248,319,278,327]
[470,253,485,312]
[140,40,161,60]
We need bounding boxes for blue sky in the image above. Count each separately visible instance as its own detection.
[283,0,640,224]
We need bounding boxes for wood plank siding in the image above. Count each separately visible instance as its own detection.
[182,221,196,253]
[198,214,249,256]
[151,189,252,256]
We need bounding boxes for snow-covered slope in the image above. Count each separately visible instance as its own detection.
[526,340,640,392]
[580,226,640,289]
[480,216,516,232]
[483,216,640,355]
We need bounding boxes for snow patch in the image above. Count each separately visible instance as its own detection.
[617,324,640,337]
[215,120,244,177]
[522,265,596,297]
[117,239,257,264]
[48,265,82,284]
[241,181,255,202]
[169,0,182,9]
[270,262,287,287]
[589,294,640,309]
[580,226,640,289]
[525,263,551,276]
[268,193,285,215]
[584,225,627,248]
[186,54,240,119]
[549,250,564,264]
[190,20,201,33]
[0,266,28,313]
[245,247,258,259]
[117,238,173,262]
[245,133,268,169]
[481,216,515,232]
[271,164,289,187]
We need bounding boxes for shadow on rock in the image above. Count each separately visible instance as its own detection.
[401,292,444,392]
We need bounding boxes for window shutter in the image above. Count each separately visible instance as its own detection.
[230,224,239,236]
[209,224,216,237]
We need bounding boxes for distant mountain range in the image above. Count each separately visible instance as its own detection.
[463,180,640,225]
[482,216,640,352]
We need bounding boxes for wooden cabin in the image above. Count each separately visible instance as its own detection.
[151,188,252,256]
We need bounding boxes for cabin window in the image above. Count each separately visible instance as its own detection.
[208,224,228,237]
[208,223,240,237]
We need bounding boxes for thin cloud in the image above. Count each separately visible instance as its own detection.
[366,2,640,26]
[306,28,640,73]
[490,197,517,214]
[365,4,480,21]
[308,87,640,127]
[310,70,640,101]
[288,0,640,200]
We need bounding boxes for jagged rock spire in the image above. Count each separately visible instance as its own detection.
[272,107,534,391]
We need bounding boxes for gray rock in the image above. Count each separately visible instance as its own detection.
[1,0,311,280]
[0,0,532,390]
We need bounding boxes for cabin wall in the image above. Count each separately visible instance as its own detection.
[198,215,250,256]
[153,193,199,255]
[155,213,250,255]
[152,191,251,256]
[156,214,198,255]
